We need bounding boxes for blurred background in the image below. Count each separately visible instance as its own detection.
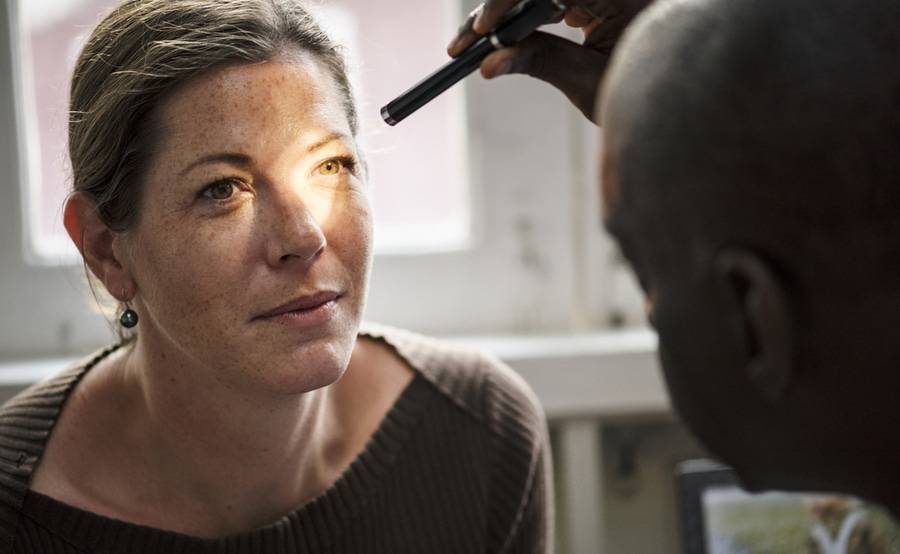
[0,1,714,552]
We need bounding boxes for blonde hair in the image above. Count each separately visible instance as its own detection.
[69,0,358,232]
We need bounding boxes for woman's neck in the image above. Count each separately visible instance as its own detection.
[114,337,344,537]
[31,331,413,539]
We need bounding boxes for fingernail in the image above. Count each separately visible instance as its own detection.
[447,38,459,54]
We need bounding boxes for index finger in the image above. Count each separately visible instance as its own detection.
[474,0,617,33]
[448,7,484,57]
[472,0,526,34]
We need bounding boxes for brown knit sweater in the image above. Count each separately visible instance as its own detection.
[0,324,552,553]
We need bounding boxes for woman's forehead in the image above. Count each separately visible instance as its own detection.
[155,55,351,155]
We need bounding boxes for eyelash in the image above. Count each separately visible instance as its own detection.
[198,156,360,203]
[199,177,245,202]
[320,156,359,176]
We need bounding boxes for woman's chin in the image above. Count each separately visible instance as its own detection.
[262,337,354,394]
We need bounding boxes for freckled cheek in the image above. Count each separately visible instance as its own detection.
[323,193,374,284]
[134,213,256,315]
[303,185,357,226]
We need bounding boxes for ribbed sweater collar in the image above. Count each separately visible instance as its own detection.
[2,326,435,554]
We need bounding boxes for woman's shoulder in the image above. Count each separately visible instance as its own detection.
[360,323,553,552]
[0,345,115,420]
[0,347,111,551]
[0,345,116,472]
[359,322,546,441]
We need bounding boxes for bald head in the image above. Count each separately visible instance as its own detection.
[601,0,900,287]
[596,0,900,502]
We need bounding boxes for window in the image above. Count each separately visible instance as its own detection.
[20,0,469,259]
[0,0,645,359]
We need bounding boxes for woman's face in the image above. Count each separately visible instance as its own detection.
[123,52,372,395]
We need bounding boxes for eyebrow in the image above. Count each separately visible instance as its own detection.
[179,152,251,177]
[305,132,351,155]
[178,132,351,177]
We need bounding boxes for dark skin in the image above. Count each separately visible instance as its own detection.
[452,0,900,518]
[598,2,900,517]
[602,125,900,516]
[600,132,816,492]
[447,0,651,121]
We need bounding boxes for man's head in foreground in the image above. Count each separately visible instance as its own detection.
[600,0,900,510]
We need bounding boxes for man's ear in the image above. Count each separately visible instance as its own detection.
[63,193,135,301]
[713,247,794,404]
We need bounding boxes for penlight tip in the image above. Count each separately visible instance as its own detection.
[381,105,398,126]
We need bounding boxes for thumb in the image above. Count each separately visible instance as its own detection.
[480,31,611,121]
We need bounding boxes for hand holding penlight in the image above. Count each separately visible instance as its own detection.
[381,0,568,126]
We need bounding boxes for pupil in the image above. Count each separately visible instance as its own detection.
[214,182,231,198]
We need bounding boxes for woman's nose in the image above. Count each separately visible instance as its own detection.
[264,191,327,267]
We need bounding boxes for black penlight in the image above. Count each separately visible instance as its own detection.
[381,0,568,126]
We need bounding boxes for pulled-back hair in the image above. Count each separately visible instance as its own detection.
[69,0,358,232]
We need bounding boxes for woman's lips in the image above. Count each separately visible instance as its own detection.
[255,291,341,327]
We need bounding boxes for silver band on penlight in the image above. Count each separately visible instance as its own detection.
[380,106,397,126]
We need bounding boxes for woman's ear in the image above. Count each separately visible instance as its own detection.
[63,193,135,301]
[713,247,794,404]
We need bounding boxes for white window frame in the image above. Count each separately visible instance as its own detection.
[0,0,646,359]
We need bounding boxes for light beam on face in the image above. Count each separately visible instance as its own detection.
[125,51,373,397]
